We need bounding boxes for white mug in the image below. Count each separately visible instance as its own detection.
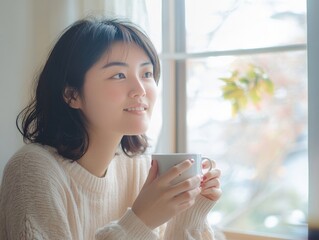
[152,153,213,185]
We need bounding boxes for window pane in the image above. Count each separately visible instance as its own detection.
[185,0,306,52]
[186,51,307,238]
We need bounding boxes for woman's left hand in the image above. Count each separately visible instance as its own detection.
[200,160,222,201]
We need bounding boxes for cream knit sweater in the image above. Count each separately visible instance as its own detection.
[0,143,217,240]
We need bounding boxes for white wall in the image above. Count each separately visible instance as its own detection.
[0,1,34,180]
[0,0,105,180]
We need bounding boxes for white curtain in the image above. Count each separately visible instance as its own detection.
[45,0,150,38]
[103,0,150,32]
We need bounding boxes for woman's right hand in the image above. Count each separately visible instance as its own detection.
[131,159,201,229]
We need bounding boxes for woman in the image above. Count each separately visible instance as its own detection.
[0,17,222,239]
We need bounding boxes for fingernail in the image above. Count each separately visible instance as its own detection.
[190,158,195,163]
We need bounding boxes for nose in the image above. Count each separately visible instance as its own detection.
[129,76,146,98]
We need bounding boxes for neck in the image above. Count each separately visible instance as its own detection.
[78,131,122,178]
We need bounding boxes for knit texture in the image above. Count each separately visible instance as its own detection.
[0,143,217,239]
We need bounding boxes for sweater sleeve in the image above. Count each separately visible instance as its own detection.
[163,195,217,240]
[95,208,158,240]
[95,196,216,240]
[0,150,79,240]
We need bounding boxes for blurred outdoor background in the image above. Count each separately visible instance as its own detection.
[146,0,308,238]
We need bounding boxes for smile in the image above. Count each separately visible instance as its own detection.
[124,107,147,111]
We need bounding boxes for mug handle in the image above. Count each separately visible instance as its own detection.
[201,157,213,174]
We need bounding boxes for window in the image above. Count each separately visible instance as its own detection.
[147,0,308,239]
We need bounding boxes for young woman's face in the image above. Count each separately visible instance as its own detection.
[75,42,158,138]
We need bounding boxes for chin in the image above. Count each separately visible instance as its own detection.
[125,126,149,136]
[126,131,148,136]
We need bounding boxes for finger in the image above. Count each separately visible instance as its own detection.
[142,160,158,188]
[202,168,221,183]
[201,178,220,189]
[210,159,216,168]
[170,175,201,196]
[201,187,222,199]
[173,187,201,206]
[177,198,196,211]
[160,159,194,184]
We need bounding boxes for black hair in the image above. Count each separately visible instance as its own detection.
[16,17,160,160]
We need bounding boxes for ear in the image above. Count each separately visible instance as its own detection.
[63,87,82,109]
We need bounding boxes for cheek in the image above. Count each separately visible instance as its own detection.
[85,80,125,104]
[147,83,158,106]
[81,86,125,122]
[106,87,126,101]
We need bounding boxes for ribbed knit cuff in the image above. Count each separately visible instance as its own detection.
[169,195,216,229]
[118,208,158,239]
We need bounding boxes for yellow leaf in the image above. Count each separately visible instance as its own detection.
[222,84,237,92]
[249,89,261,104]
[223,89,245,100]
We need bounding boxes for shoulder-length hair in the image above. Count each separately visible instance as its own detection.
[16,17,160,160]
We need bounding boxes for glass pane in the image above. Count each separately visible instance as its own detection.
[185,0,306,52]
[186,51,308,238]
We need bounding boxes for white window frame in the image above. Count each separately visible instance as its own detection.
[158,0,314,239]
[308,0,319,239]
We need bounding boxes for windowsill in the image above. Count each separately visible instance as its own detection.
[222,229,300,240]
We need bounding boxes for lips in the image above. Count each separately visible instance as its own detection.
[124,107,146,111]
[123,104,148,112]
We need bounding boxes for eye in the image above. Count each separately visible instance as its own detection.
[111,73,126,79]
[143,71,154,79]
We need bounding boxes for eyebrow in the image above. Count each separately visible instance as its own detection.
[140,61,153,67]
[102,61,152,69]
[102,62,128,69]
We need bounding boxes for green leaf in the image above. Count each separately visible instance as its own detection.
[219,77,233,83]
[239,77,250,85]
[264,80,274,94]
[219,64,274,116]
[232,102,240,116]
[222,84,238,92]
[238,95,248,108]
